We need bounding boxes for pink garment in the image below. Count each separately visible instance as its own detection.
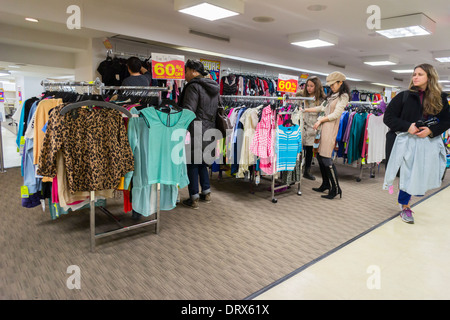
[52,176,59,203]
[250,105,275,158]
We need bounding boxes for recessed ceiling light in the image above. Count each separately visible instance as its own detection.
[363,55,399,66]
[376,13,435,39]
[253,16,275,23]
[391,65,415,73]
[175,0,244,21]
[307,5,327,11]
[25,17,39,23]
[289,30,338,48]
[433,50,450,63]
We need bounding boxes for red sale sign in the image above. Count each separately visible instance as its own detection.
[152,53,185,80]
[277,74,299,93]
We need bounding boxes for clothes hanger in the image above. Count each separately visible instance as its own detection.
[60,94,133,118]
[157,99,181,113]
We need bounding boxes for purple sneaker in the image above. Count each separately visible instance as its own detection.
[400,208,414,224]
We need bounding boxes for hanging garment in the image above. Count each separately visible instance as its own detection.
[124,107,195,216]
[346,112,367,164]
[250,105,276,174]
[383,132,446,196]
[33,98,63,166]
[236,107,261,178]
[37,104,134,193]
[366,114,389,164]
[276,124,302,172]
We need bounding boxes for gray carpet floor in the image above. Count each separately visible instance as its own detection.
[1,162,448,300]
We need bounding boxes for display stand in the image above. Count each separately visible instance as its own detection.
[41,79,167,252]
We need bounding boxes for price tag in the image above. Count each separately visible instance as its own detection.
[152,53,185,80]
[21,186,29,198]
[277,74,299,93]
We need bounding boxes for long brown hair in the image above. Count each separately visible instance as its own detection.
[301,76,326,106]
[409,63,443,115]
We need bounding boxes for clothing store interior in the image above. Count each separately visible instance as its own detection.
[1,0,450,302]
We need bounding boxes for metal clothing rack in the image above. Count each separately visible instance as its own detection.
[220,94,314,203]
[40,79,166,251]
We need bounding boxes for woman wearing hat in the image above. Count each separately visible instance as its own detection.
[303,71,350,199]
[179,59,220,209]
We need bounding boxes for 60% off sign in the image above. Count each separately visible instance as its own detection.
[152,53,185,80]
[277,74,299,94]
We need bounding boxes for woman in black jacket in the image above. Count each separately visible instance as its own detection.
[179,59,220,209]
[384,63,450,223]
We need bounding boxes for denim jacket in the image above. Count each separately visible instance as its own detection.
[383,132,446,196]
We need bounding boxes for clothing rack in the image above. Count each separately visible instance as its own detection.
[40,80,165,252]
[220,95,314,203]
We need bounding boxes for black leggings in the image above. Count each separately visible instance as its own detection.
[304,146,314,168]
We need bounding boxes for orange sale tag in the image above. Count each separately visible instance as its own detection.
[152,53,185,80]
[277,74,299,93]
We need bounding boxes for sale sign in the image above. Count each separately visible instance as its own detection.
[277,74,299,93]
[152,53,185,80]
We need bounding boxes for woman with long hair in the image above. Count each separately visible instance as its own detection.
[297,76,326,180]
[303,72,350,199]
[384,63,450,223]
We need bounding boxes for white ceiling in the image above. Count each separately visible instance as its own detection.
[0,0,450,90]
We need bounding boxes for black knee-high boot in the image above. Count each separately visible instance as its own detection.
[321,164,342,199]
[312,156,330,192]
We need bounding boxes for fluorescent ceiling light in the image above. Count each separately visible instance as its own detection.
[174,0,244,21]
[175,46,330,76]
[25,17,39,23]
[391,65,414,73]
[289,30,338,48]
[372,83,399,88]
[433,50,450,63]
[363,55,399,66]
[376,13,435,39]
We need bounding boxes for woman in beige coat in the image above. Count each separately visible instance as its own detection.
[303,72,350,199]
[297,77,326,180]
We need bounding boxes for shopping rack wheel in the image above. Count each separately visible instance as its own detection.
[356,178,362,182]
[297,191,302,196]
[272,198,278,203]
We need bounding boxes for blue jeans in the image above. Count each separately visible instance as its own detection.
[187,163,211,200]
[398,190,412,206]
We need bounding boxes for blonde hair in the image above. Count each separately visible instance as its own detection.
[409,63,443,115]
[300,76,326,106]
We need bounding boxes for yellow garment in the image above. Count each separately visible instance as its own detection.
[34,98,63,165]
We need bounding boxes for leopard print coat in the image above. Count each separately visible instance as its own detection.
[37,104,134,193]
